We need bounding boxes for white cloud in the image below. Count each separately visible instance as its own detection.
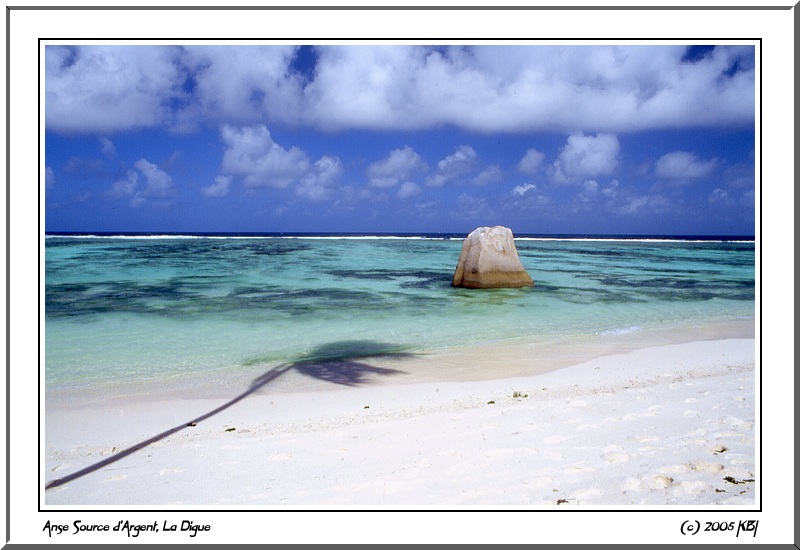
[473,165,502,186]
[46,45,755,134]
[201,175,232,197]
[454,193,490,219]
[655,151,718,180]
[569,178,673,218]
[397,181,421,199]
[100,137,116,157]
[218,125,343,200]
[303,45,754,133]
[134,159,174,199]
[63,156,105,177]
[601,179,620,199]
[518,149,545,175]
[579,179,599,201]
[295,155,344,201]
[106,158,175,207]
[175,45,304,131]
[551,133,620,184]
[366,146,426,188]
[426,145,477,187]
[45,166,55,189]
[414,200,441,218]
[615,196,651,215]
[723,163,755,189]
[512,183,537,196]
[46,45,184,133]
[576,179,621,205]
[509,183,550,210]
[709,188,733,206]
[598,190,672,217]
[220,124,311,189]
[107,170,139,201]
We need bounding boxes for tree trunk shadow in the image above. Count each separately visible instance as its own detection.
[45,340,415,490]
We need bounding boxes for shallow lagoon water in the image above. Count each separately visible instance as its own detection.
[44,235,755,389]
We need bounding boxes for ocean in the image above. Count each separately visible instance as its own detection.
[44,233,756,390]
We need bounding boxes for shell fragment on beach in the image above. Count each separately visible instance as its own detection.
[653,475,674,488]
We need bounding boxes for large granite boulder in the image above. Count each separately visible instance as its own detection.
[452,226,534,289]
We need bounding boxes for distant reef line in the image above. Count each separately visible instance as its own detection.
[44,231,756,243]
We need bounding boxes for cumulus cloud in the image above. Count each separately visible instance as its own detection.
[551,133,620,184]
[295,156,344,201]
[302,46,422,131]
[134,159,174,198]
[100,137,116,157]
[709,188,733,206]
[303,44,755,133]
[220,124,311,189]
[63,156,105,178]
[107,170,140,202]
[606,189,673,217]
[723,163,755,189]
[576,179,622,205]
[508,183,550,210]
[512,183,538,196]
[46,45,755,135]
[174,45,305,131]
[569,178,674,219]
[614,196,652,215]
[655,151,718,181]
[427,145,477,187]
[397,181,421,199]
[45,166,55,189]
[106,158,175,207]
[579,179,599,201]
[473,165,502,186]
[518,149,545,175]
[46,45,185,134]
[218,124,343,200]
[366,146,426,188]
[414,200,441,218]
[201,175,232,197]
[45,45,307,134]
[454,193,491,219]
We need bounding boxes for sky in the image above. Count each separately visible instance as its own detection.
[44,44,756,236]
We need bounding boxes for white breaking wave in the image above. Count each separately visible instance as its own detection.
[599,326,642,336]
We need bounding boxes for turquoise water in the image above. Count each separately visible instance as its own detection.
[44,235,755,388]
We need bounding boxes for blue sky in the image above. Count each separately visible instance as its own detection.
[44,44,756,235]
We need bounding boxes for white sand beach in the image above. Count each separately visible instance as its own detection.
[43,332,757,508]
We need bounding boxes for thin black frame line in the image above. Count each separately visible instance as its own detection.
[795,9,799,550]
[5,5,10,547]
[38,37,764,41]
[757,37,763,519]
[36,31,42,517]
[5,4,797,10]
[36,41,762,515]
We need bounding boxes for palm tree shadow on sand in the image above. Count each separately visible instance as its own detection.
[45,340,414,490]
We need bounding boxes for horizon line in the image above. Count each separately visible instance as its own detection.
[43,230,756,240]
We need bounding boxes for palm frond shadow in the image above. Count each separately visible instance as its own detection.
[45,340,414,490]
